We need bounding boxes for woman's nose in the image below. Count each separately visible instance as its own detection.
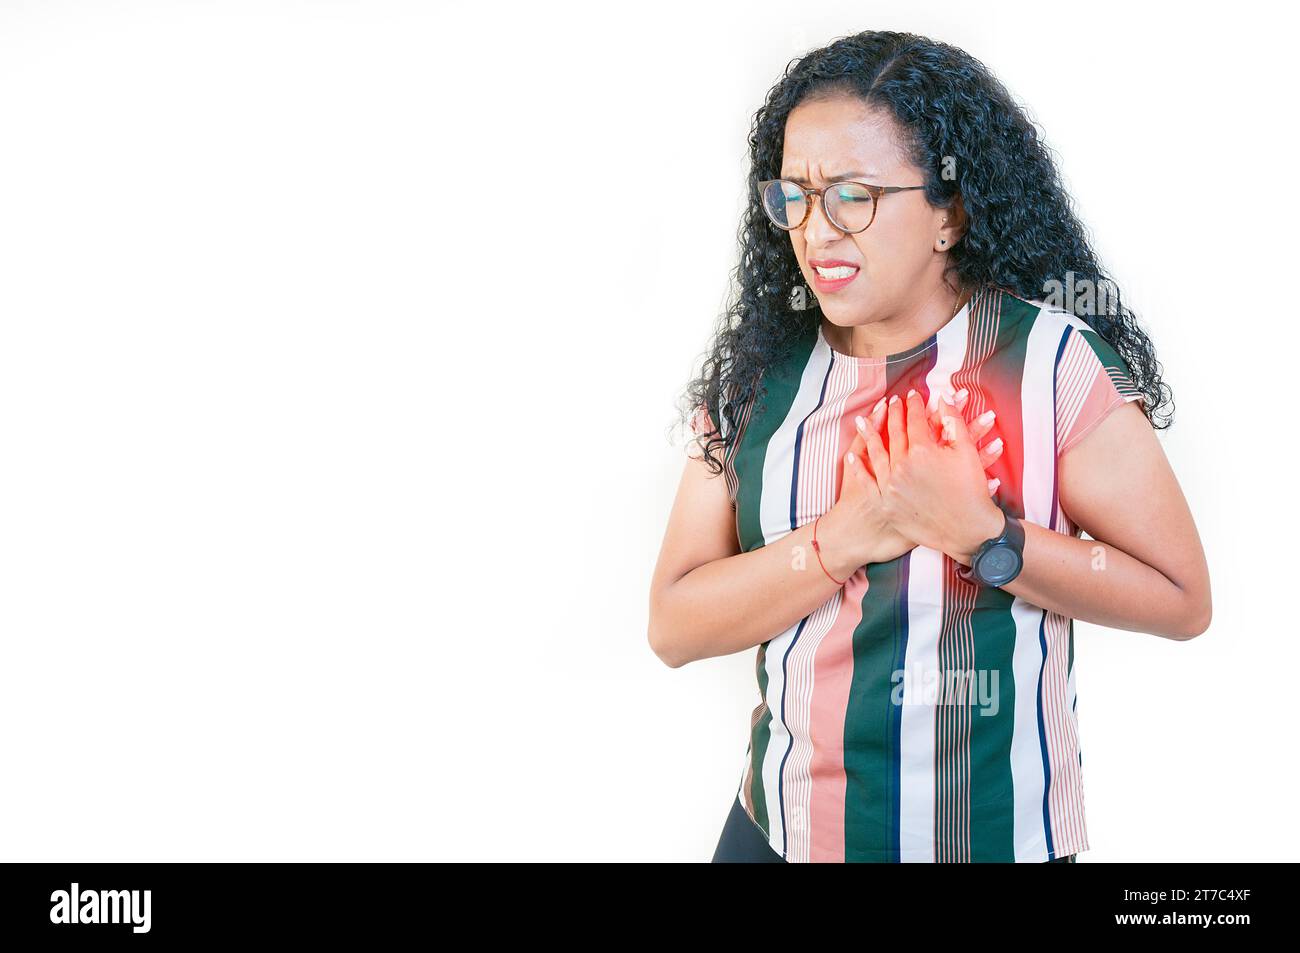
[804,194,844,242]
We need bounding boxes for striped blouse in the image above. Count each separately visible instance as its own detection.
[689,283,1144,862]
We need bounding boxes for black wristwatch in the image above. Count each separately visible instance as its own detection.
[957,510,1025,587]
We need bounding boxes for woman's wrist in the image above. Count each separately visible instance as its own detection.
[947,501,1007,567]
[812,504,866,581]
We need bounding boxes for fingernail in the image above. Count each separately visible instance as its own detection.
[906,388,917,399]
[855,414,866,433]
[977,410,995,425]
[889,394,899,404]
[988,478,1000,493]
[987,437,1003,454]
[873,397,886,414]
[847,451,856,464]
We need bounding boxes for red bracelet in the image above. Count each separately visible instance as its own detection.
[811,514,848,587]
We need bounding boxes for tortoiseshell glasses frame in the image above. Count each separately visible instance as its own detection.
[757,179,928,234]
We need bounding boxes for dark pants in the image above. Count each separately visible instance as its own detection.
[711,796,1076,862]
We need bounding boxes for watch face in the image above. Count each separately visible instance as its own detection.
[978,545,1022,585]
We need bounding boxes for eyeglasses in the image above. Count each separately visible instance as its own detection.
[758,179,927,234]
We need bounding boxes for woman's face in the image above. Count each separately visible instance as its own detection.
[779,94,960,327]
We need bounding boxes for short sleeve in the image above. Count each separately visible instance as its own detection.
[689,401,718,438]
[685,397,741,511]
[686,400,721,463]
[1055,326,1145,457]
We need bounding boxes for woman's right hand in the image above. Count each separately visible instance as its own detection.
[833,389,1003,567]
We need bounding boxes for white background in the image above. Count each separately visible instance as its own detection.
[0,0,1293,861]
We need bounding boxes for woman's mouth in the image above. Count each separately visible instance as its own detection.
[810,260,860,292]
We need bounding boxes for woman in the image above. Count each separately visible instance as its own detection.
[647,31,1211,863]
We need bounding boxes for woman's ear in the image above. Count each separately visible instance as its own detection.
[938,193,969,249]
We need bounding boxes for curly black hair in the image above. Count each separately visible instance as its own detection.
[680,30,1173,476]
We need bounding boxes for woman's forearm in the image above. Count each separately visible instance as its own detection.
[952,517,1210,640]
[650,504,864,667]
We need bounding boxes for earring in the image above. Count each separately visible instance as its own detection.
[939,239,947,245]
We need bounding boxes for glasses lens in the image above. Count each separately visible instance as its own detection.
[762,180,806,230]
[825,182,875,233]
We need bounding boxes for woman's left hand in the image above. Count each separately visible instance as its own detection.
[856,389,1007,563]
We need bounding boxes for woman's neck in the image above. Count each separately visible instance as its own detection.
[821,285,970,358]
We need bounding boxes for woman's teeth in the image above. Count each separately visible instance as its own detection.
[814,265,858,279]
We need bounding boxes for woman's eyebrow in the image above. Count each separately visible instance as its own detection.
[781,170,881,184]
